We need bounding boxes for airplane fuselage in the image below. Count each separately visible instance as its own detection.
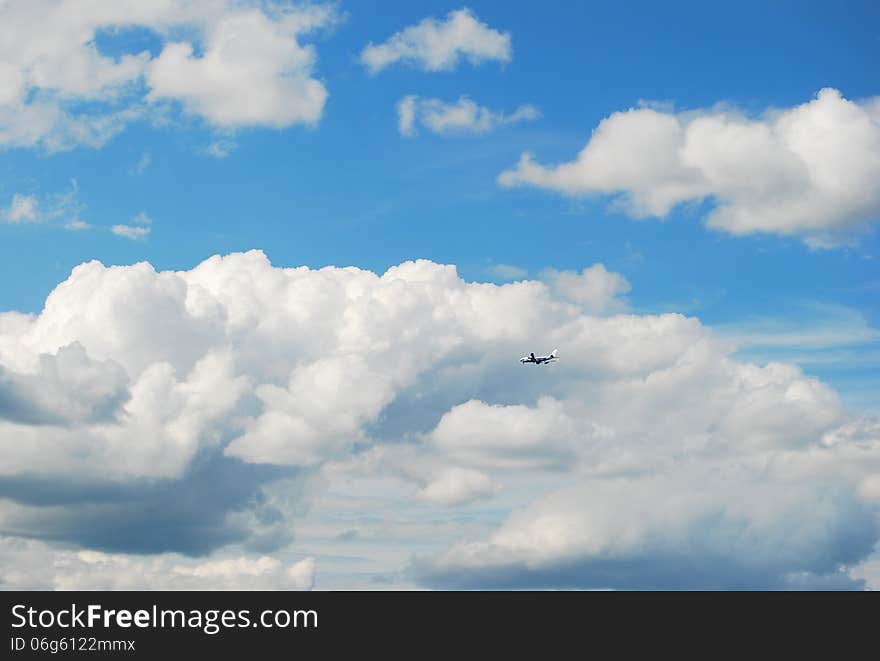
[520,350,558,365]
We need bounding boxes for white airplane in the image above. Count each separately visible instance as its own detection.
[520,349,559,365]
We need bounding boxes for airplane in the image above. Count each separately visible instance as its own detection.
[520,349,559,365]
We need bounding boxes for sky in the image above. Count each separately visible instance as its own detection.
[0,0,879,590]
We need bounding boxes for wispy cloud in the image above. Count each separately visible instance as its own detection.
[488,264,528,280]
[398,95,539,137]
[716,302,880,352]
[1,194,38,223]
[715,301,880,409]
[1,180,87,228]
[130,151,152,175]
[205,138,237,159]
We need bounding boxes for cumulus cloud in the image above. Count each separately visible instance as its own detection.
[0,454,297,556]
[397,95,539,137]
[1,251,879,587]
[415,474,877,589]
[541,264,630,315]
[146,7,330,128]
[499,88,880,244]
[417,467,497,507]
[429,398,579,470]
[361,8,511,74]
[0,1,337,151]
[0,342,128,426]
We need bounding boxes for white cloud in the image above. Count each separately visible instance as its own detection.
[541,264,630,315]
[499,88,880,244]
[146,7,330,128]
[416,471,877,589]
[0,253,856,478]
[0,536,314,590]
[0,102,145,152]
[112,212,152,239]
[0,1,337,152]
[111,224,150,240]
[1,251,879,588]
[225,353,400,466]
[0,342,129,426]
[397,95,539,137]
[429,398,579,470]
[361,8,511,74]
[417,467,497,507]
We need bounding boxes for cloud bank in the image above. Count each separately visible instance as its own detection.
[0,536,314,590]
[500,88,880,245]
[0,252,878,588]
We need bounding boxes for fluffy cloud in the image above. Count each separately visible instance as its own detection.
[0,342,128,425]
[415,474,877,589]
[1,251,878,587]
[417,467,497,507]
[412,342,876,587]
[146,7,330,128]
[397,95,539,137]
[0,1,336,151]
[429,398,579,470]
[541,264,630,315]
[499,88,880,244]
[361,8,511,74]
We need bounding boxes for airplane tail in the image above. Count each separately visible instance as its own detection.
[550,348,559,358]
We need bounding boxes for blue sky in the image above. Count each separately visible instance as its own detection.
[1,1,879,589]
[2,1,878,408]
